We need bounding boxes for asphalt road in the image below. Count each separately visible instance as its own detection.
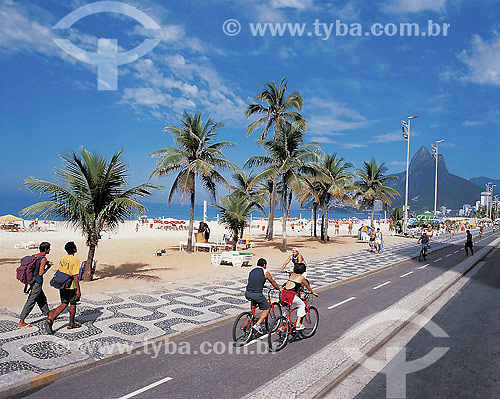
[356,236,500,399]
[19,231,500,399]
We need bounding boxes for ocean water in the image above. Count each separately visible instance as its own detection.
[0,194,377,221]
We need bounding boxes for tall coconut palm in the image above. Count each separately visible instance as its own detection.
[246,123,320,250]
[214,194,258,251]
[318,154,354,242]
[354,159,400,227]
[150,112,236,252]
[21,147,159,281]
[246,77,306,241]
[296,176,323,237]
[390,207,403,234]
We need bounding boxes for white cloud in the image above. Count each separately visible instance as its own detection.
[380,0,448,14]
[310,136,337,144]
[342,143,367,149]
[370,132,404,143]
[269,0,314,10]
[458,33,500,86]
[462,120,486,127]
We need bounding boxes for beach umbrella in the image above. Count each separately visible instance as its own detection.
[0,214,24,222]
[358,225,373,232]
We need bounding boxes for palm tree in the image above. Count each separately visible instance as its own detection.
[214,194,258,251]
[246,123,320,250]
[354,159,400,227]
[150,112,236,252]
[21,147,159,281]
[318,154,354,242]
[230,171,267,215]
[296,176,323,237]
[390,207,403,234]
[246,77,306,241]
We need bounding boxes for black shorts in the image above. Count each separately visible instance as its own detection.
[60,289,78,305]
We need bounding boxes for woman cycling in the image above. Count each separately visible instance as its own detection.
[281,263,317,330]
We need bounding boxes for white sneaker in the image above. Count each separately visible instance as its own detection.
[296,324,305,331]
[252,324,263,334]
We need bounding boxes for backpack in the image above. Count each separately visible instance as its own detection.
[280,289,296,306]
[16,255,41,285]
[16,255,42,294]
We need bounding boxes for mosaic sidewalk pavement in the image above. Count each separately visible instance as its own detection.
[0,232,467,389]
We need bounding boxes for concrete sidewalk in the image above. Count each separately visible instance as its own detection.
[0,232,466,395]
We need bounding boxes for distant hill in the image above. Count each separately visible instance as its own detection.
[388,146,481,212]
[469,177,500,191]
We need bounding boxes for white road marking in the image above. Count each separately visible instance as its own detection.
[445,254,452,257]
[454,250,459,254]
[328,296,356,310]
[434,258,443,263]
[400,271,414,278]
[118,377,173,399]
[373,281,391,290]
[243,334,269,346]
[419,264,430,269]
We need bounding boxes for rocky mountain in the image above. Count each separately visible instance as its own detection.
[469,177,500,191]
[388,146,481,212]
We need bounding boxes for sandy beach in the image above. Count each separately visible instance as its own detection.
[0,218,406,309]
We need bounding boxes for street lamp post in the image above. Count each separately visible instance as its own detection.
[432,140,445,216]
[486,183,492,219]
[491,185,496,220]
[401,115,419,235]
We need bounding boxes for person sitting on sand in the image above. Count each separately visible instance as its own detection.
[18,242,53,327]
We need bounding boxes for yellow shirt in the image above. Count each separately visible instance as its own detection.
[58,254,80,289]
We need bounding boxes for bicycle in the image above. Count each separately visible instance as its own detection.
[418,244,429,262]
[268,289,319,352]
[232,288,282,346]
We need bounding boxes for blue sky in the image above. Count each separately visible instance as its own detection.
[1,0,499,203]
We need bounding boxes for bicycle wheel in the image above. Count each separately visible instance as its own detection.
[300,306,319,338]
[232,312,254,346]
[423,249,427,261]
[268,316,290,352]
[267,302,282,332]
[418,250,423,262]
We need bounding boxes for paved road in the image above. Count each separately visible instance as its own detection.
[356,236,500,399]
[19,231,500,399]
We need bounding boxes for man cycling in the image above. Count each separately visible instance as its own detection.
[418,232,430,255]
[245,258,282,334]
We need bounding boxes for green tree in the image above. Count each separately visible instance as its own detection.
[317,154,354,242]
[354,159,400,227]
[247,123,320,250]
[214,194,258,251]
[21,147,159,281]
[390,207,403,234]
[246,77,306,241]
[150,112,236,252]
[230,170,267,215]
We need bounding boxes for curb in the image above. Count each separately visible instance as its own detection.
[0,234,479,398]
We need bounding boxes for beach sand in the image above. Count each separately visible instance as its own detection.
[0,219,407,309]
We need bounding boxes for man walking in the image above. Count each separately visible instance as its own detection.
[465,229,474,256]
[45,241,82,333]
[18,242,53,327]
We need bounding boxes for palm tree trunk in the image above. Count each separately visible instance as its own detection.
[321,206,325,242]
[282,192,290,251]
[83,239,97,282]
[313,203,317,237]
[324,206,329,242]
[370,205,375,228]
[266,176,277,241]
[187,189,195,252]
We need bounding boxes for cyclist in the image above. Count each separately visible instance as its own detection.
[281,247,307,276]
[479,225,484,238]
[417,232,430,256]
[281,263,318,330]
[245,258,282,334]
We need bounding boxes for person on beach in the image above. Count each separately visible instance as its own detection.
[18,242,53,327]
[198,221,210,241]
[348,222,353,235]
[375,228,383,254]
[369,229,376,252]
[465,230,474,256]
[281,247,306,274]
[335,221,340,235]
[45,241,82,334]
[245,258,282,334]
